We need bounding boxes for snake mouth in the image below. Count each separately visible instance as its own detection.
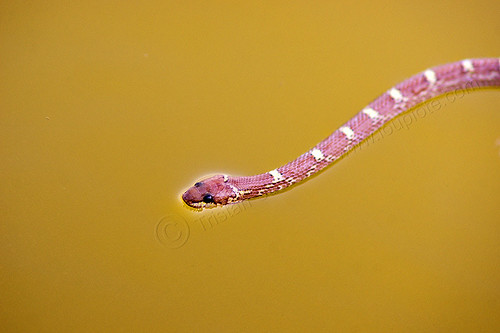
[184,201,218,210]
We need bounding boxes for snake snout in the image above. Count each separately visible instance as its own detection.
[182,188,199,205]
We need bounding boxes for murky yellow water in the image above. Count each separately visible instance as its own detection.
[1,1,499,331]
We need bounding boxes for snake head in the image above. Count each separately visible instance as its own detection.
[182,175,238,209]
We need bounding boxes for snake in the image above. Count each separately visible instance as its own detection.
[182,58,500,209]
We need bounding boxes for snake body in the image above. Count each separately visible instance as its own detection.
[182,58,500,209]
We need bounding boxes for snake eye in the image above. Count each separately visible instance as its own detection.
[202,194,214,203]
[194,182,202,187]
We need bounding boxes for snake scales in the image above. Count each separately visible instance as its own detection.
[182,58,500,209]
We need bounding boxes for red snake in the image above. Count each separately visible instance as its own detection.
[182,58,500,209]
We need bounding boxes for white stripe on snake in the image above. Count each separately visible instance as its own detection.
[182,58,500,209]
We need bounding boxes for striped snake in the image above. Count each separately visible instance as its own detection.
[182,58,500,209]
